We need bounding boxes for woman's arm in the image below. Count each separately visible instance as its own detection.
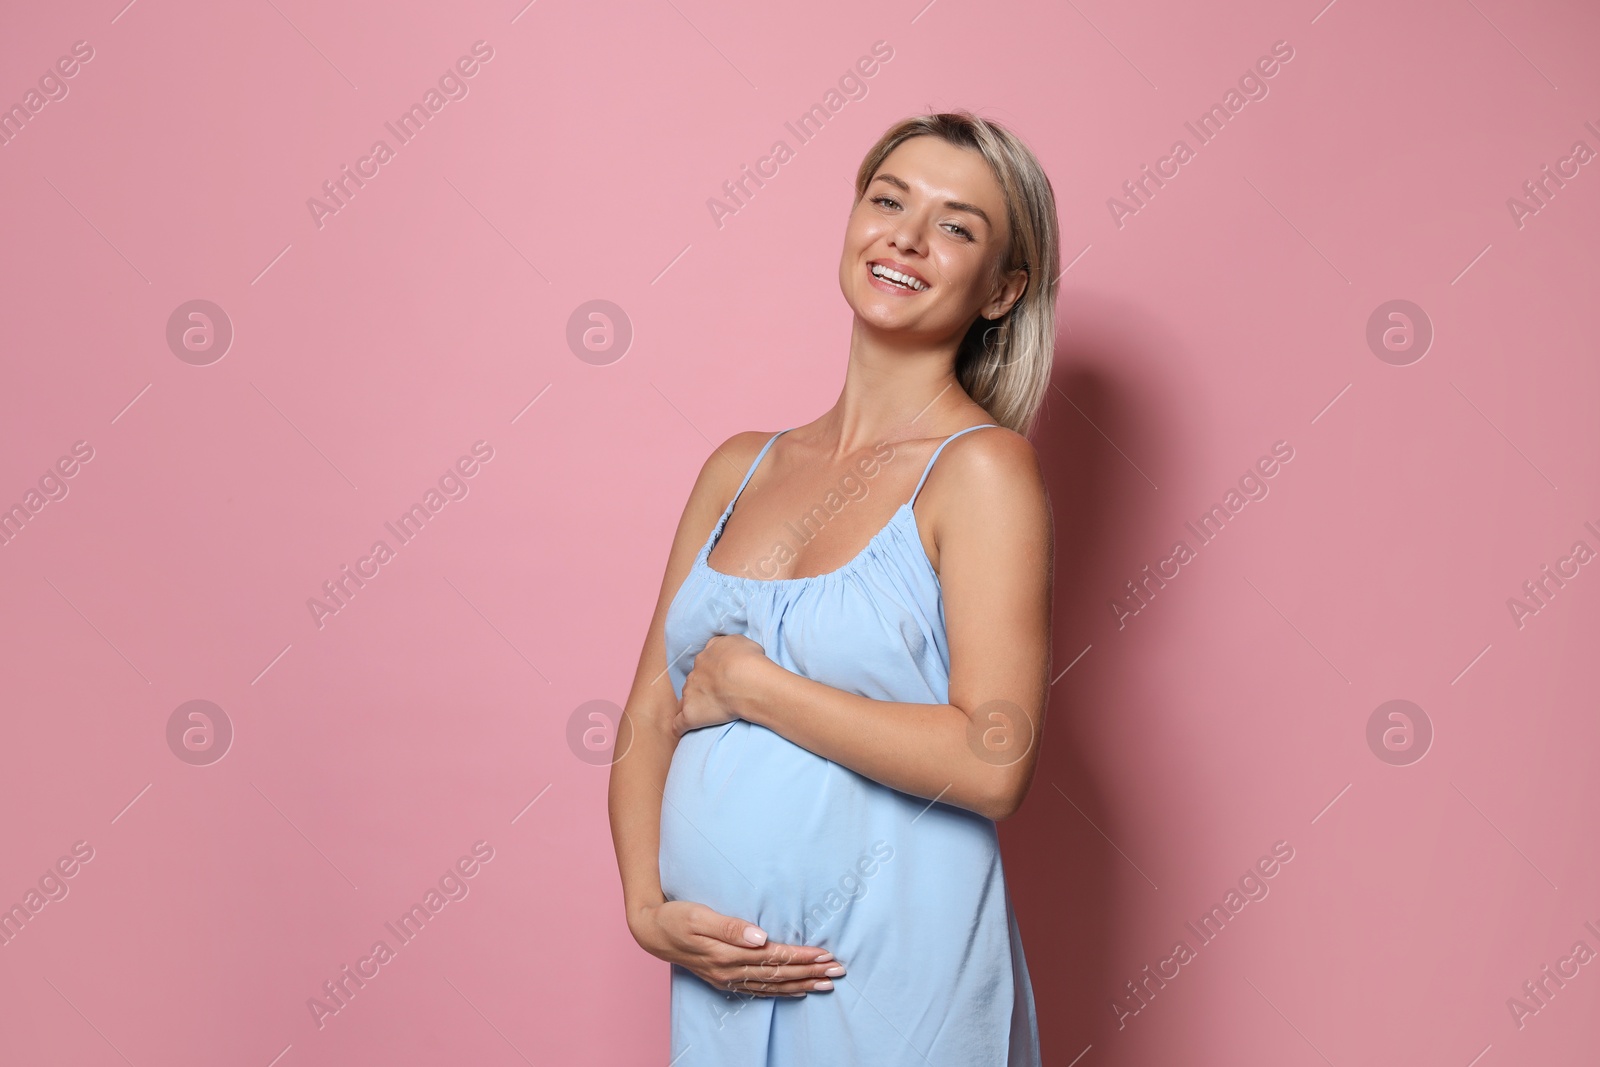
[607,435,748,933]
[687,429,1054,821]
[608,432,841,995]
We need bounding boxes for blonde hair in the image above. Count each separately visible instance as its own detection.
[851,111,1060,438]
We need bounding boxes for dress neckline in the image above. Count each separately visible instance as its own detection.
[694,421,999,587]
[696,498,919,586]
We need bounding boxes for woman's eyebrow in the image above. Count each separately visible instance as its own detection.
[872,173,992,228]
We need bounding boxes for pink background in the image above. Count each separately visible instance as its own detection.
[2,0,1597,1063]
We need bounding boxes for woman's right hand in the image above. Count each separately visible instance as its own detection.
[630,899,845,997]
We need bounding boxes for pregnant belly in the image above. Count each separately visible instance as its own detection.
[659,720,897,946]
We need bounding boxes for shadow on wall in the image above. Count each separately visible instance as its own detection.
[1002,333,1166,1065]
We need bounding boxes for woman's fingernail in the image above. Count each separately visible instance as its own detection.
[813,979,834,990]
[824,966,846,977]
[815,953,834,963]
[743,925,767,946]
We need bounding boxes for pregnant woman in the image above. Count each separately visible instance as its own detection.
[608,110,1059,1064]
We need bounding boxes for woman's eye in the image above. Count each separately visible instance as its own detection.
[869,195,972,240]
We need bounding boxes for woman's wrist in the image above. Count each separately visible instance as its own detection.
[625,892,666,942]
[736,653,781,728]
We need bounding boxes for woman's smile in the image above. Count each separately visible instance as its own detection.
[866,259,931,294]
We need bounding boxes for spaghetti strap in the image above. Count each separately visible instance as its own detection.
[909,423,1000,505]
[728,428,792,510]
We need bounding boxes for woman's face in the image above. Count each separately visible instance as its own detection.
[838,135,1027,347]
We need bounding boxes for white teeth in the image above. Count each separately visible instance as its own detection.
[871,264,926,290]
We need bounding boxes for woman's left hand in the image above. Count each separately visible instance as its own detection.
[676,634,770,737]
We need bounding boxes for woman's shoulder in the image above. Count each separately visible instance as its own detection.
[921,424,1051,579]
[940,423,1041,486]
[683,428,787,506]
[707,428,787,474]
[923,423,1048,521]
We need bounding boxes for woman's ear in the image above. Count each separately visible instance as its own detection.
[986,265,1029,319]
[985,265,1024,319]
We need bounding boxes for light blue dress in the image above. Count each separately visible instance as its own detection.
[660,424,1041,1066]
